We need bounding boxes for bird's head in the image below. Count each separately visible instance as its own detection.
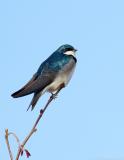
[57,44,77,57]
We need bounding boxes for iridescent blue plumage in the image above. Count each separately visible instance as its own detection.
[11,44,77,110]
[37,51,75,74]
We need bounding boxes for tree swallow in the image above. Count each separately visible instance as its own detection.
[11,44,77,110]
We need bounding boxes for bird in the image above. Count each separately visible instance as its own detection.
[11,44,77,111]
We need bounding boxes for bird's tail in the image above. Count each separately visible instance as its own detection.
[27,91,42,111]
[11,87,34,98]
[11,88,26,98]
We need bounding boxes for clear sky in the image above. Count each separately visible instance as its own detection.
[0,0,124,159]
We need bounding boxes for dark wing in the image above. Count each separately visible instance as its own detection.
[11,70,57,98]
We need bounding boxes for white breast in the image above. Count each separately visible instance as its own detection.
[48,66,75,93]
[41,58,76,94]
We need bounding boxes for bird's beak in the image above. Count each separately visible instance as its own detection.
[74,49,77,52]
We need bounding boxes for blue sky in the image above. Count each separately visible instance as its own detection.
[0,0,124,159]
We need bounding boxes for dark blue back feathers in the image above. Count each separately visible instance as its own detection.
[37,51,75,75]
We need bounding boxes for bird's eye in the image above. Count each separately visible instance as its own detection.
[66,48,73,52]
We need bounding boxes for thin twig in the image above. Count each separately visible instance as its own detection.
[15,86,63,160]
[5,129,13,160]
[5,130,23,160]
[9,132,21,147]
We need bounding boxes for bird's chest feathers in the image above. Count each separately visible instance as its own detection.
[48,60,76,93]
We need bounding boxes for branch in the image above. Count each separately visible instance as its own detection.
[5,84,64,160]
[5,129,31,159]
[5,129,13,160]
[15,86,63,160]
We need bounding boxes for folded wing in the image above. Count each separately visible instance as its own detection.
[11,70,57,98]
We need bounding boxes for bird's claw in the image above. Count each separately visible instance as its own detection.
[51,94,58,99]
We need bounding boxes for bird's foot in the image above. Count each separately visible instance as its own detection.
[50,93,58,100]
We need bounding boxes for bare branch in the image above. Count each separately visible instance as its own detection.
[5,129,13,160]
[5,84,64,160]
[15,86,63,160]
